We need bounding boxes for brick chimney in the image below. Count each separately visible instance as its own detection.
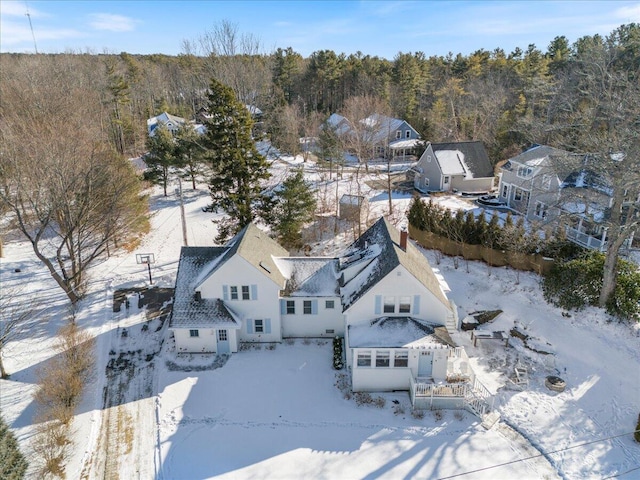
[400,229,408,251]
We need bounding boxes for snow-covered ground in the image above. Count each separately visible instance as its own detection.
[1,155,639,479]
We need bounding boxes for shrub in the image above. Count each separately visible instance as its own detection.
[332,336,344,370]
[411,408,425,419]
[543,252,640,321]
[0,414,28,480]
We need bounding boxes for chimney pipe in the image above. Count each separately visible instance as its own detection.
[400,229,408,251]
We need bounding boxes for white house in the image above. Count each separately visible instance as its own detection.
[169,218,492,414]
[147,111,205,137]
[411,141,494,193]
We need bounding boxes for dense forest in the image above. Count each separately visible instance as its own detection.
[2,21,637,163]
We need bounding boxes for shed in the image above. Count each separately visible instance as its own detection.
[339,194,368,223]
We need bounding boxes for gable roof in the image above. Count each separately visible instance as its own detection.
[431,141,493,178]
[339,217,451,311]
[194,223,289,289]
[361,114,413,143]
[147,111,187,135]
[170,247,241,329]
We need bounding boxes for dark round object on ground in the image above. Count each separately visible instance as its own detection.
[545,375,566,392]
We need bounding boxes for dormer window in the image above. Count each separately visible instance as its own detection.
[517,166,533,178]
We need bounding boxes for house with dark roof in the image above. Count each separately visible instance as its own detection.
[169,218,493,414]
[411,141,494,193]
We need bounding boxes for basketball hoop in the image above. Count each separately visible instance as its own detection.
[136,253,156,284]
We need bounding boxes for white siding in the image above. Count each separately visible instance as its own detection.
[344,265,450,328]
[173,328,239,353]
[281,296,345,337]
[198,256,284,343]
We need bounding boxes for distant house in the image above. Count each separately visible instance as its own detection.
[147,111,205,137]
[147,112,187,137]
[169,218,492,414]
[339,194,368,224]
[326,113,421,160]
[411,141,494,193]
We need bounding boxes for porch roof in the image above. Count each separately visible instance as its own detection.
[348,317,450,348]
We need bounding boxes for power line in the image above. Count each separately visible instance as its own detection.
[437,430,640,479]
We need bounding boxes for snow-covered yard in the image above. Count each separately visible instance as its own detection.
[1,156,639,479]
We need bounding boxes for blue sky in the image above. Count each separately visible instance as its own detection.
[2,1,639,58]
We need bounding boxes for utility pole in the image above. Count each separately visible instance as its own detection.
[178,177,188,246]
[25,2,38,54]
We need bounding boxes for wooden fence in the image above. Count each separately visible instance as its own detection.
[409,226,555,275]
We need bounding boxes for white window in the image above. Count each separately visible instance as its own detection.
[230,286,238,300]
[542,174,552,190]
[286,300,295,314]
[394,351,408,367]
[399,296,411,313]
[218,330,227,341]
[444,176,450,185]
[501,184,508,198]
[517,166,533,178]
[303,300,312,315]
[395,130,401,139]
[254,319,264,333]
[383,296,395,314]
[405,130,411,138]
[357,351,371,367]
[325,300,335,309]
[376,350,390,367]
[189,329,199,337]
[535,201,548,218]
[242,285,250,300]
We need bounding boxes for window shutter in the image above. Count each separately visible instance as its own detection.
[413,295,420,315]
[374,295,382,315]
[280,299,286,315]
[223,285,229,301]
[247,319,254,334]
[251,284,258,300]
[311,300,318,315]
[264,318,271,334]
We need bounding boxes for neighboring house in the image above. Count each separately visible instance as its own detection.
[169,218,492,414]
[326,113,421,160]
[411,141,494,193]
[147,111,205,137]
[498,145,635,252]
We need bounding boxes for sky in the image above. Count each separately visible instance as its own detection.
[1,0,640,58]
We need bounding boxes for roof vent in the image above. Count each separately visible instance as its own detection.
[259,261,271,274]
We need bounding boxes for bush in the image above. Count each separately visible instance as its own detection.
[332,336,344,370]
[543,252,640,321]
[0,414,28,480]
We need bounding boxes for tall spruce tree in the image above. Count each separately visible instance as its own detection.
[145,125,179,197]
[202,78,270,242]
[266,168,317,249]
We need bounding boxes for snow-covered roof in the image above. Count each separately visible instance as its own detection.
[339,217,451,312]
[348,317,450,348]
[360,114,406,143]
[339,194,366,205]
[274,257,340,297]
[170,247,241,329]
[147,111,187,135]
[389,139,421,149]
[434,150,468,176]
[431,141,493,178]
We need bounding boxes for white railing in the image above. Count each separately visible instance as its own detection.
[565,226,605,251]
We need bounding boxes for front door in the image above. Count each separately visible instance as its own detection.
[216,329,230,354]
[418,351,433,378]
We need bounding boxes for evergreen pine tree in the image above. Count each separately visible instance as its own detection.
[202,78,271,242]
[0,414,28,480]
[145,125,178,197]
[267,168,317,249]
